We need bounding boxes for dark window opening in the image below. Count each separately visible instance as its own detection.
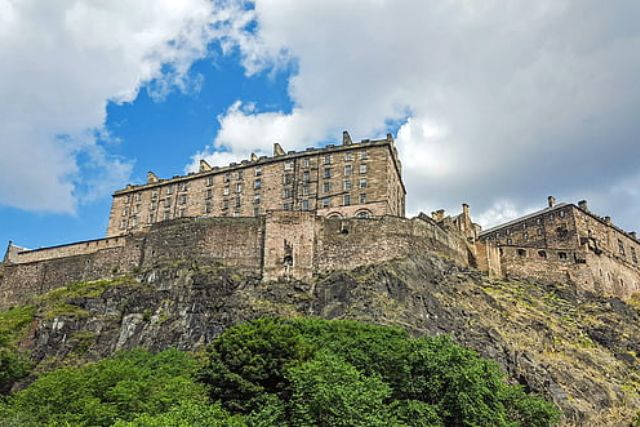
[517,249,526,257]
[558,252,567,260]
[538,250,547,259]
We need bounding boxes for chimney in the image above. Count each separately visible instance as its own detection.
[250,152,258,162]
[273,143,285,157]
[630,231,637,240]
[386,132,394,142]
[604,216,611,224]
[462,203,470,218]
[198,160,212,173]
[147,171,160,183]
[578,200,588,211]
[432,209,446,222]
[342,131,353,146]
[547,196,556,208]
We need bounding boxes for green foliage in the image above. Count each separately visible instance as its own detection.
[203,317,561,426]
[0,317,561,426]
[0,305,35,393]
[0,348,206,426]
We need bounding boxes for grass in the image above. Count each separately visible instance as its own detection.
[0,305,36,346]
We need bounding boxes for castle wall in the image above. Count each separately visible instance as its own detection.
[499,246,580,284]
[0,213,472,310]
[9,236,126,264]
[474,241,502,278]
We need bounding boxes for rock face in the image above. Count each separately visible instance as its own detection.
[13,252,640,426]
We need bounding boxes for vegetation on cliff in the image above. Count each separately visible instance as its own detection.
[0,318,559,426]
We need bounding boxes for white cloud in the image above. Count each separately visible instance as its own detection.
[0,0,245,213]
[193,0,640,230]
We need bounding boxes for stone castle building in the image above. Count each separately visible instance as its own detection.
[107,131,405,237]
[478,196,640,297]
[1,130,638,308]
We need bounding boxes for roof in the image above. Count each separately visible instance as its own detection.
[479,203,569,236]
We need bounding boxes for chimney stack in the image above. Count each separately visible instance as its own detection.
[273,143,285,157]
[462,203,470,218]
[604,216,611,224]
[630,231,637,240]
[147,171,160,183]
[578,200,588,211]
[342,131,353,146]
[547,196,556,208]
[250,152,258,162]
[431,209,446,222]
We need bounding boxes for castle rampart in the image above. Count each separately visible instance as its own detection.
[0,212,479,310]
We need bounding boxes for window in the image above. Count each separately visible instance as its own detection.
[178,182,188,192]
[359,178,368,189]
[524,231,529,240]
[536,218,542,225]
[253,207,260,216]
[163,210,171,220]
[206,189,213,200]
[254,194,261,205]
[151,191,158,200]
[133,204,140,213]
[301,200,309,211]
[632,247,638,264]
[507,238,513,244]
[254,179,261,190]
[125,194,131,203]
[205,201,212,214]
[119,220,126,230]
[559,210,566,218]
[303,171,310,182]
[517,249,526,257]
[223,186,230,196]
[506,228,511,235]
[164,198,172,208]
[344,164,353,176]
[359,193,367,204]
[357,211,371,219]
[324,154,332,165]
[166,186,173,195]
[284,160,294,171]
[359,164,368,174]
[302,158,310,168]
[323,182,332,193]
[323,167,332,179]
[343,180,352,191]
[178,209,186,218]
[237,170,243,180]
[178,194,187,205]
[558,252,568,260]
[283,188,293,199]
[206,176,214,186]
[255,166,262,176]
[360,151,368,160]
[147,214,154,224]
[222,200,229,210]
[618,239,626,256]
[135,193,142,202]
[236,183,243,193]
[537,228,543,236]
[344,152,353,161]
[343,194,351,206]
[131,216,138,227]
[322,197,330,208]
[284,174,293,185]
[150,201,157,210]
[283,202,292,211]
[224,172,230,182]
[235,196,241,208]
[538,250,547,259]
[302,185,309,196]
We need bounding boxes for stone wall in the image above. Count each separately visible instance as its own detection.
[7,236,126,264]
[0,213,475,310]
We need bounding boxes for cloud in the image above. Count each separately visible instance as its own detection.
[193,0,640,230]
[0,0,245,213]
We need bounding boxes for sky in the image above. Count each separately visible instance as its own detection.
[1,0,639,251]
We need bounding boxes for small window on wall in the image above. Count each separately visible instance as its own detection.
[119,220,126,230]
[254,194,261,205]
[324,154,332,165]
[163,210,171,220]
[301,200,309,211]
[166,186,173,195]
[632,247,638,264]
[517,249,527,257]
[537,228,543,236]
[303,171,310,182]
[205,202,212,214]
[283,202,292,211]
[359,164,368,174]
[507,238,513,245]
[237,170,243,180]
[323,182,332,193]
[164,198,171,208]
[558,252,568,260]
[618,239,626,256]
[284,161,294,171]
[322,197,331,208]
[205,189,213,200]
[302,158,310,168]
[343,180,352,191]
[360,151,368,160]
[343,194,351,206]
[538,250,547,259]
[344,152,353,161]
[135,193,142,202]
[235,196,241,208]
[206,176,214,186]
[302,185,309,196]
[178,195,187,205]
[253,207,260,216]
[359,193,367,204]
[356,210,371,219]
[255,166,262,176]
[344,164,352,176]
[359,178,368,189]
[223,187,230,196]
[324,168,332,179]
[559,210,566,218]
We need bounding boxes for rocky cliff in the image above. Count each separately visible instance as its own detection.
[4,251,640,425]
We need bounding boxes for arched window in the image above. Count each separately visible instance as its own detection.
[356,210,372,219]
[538,250,547,259]
[327,212,343,219]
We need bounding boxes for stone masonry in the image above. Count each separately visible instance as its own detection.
[479,197,640,298]
[106,131,405,237]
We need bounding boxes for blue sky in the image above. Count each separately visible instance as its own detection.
[1,1,639,253]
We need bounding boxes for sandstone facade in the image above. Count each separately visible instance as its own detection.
[479,197,640,298]
[106,131,405,237]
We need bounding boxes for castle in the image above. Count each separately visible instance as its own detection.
[1,131,638,309]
